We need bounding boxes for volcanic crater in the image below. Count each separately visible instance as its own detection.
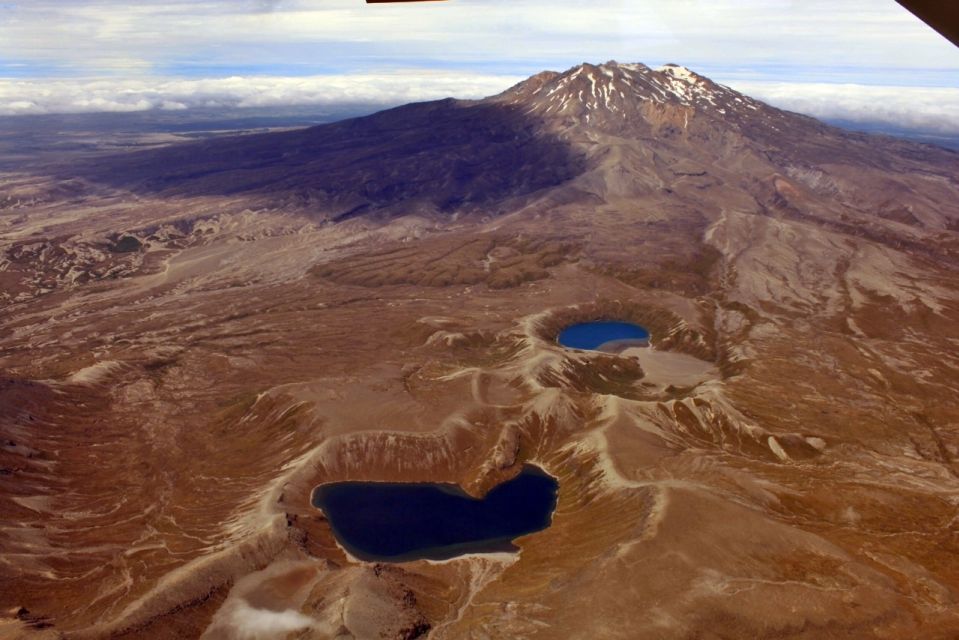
[2,60,959,639]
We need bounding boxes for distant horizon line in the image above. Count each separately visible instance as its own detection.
[1,61,957,89]
[0,68,957,141]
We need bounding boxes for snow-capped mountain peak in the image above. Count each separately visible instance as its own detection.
[492,60,768,131]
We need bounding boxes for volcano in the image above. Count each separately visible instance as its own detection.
[2,62,959,639]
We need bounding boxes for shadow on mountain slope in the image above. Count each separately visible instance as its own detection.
[65,99,588,217]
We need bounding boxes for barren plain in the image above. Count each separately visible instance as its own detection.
[2,62,959,639]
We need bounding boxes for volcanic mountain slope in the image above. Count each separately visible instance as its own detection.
[68,98,587,218]
[69,61,958,224]
[2,61,959,640]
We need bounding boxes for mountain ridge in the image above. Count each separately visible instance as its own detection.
[59,60,958,234]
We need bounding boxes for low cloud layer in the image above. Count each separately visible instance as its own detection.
[212,601,318,640]
[726,81,959,135]
[0,72,523,116]
[1,72,957,139]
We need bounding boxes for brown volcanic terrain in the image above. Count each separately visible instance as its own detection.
[2,61,959,639]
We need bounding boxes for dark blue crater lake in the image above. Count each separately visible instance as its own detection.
[557,321,650,351]
[312,465,559,562]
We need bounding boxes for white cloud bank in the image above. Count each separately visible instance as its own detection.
[2,72,957,138]
[206,601,318,640]
[0,72,524,116]
[724,81,959,135]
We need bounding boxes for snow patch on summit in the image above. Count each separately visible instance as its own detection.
[495,60,774,127]
[657,65,697,82]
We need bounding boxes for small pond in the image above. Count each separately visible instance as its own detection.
[557,320,650,351]
[312,465,559,562]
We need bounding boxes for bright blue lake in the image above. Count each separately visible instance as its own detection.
[557,321,650,351]
[311,465,559,562]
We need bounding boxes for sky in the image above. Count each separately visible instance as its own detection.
[0,0,957,135]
